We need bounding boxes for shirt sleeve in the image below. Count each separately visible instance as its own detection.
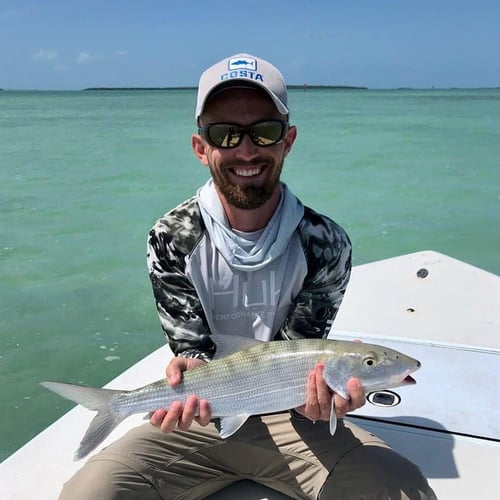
[147,200,216,361]
[275,207,352,340]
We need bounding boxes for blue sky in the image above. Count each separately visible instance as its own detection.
[1,0,499,90]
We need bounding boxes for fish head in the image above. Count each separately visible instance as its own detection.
[322,342,420,399]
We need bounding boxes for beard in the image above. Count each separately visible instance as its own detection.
[209,157,283,210]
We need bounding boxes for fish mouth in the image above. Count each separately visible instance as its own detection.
[401,360,420,385]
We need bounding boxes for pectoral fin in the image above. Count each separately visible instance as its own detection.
[329,397,337,435]
[219,414,250,439]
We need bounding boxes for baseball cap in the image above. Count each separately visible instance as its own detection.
[195,53,289,120]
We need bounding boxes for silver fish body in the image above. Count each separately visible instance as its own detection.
[41,336,420,460]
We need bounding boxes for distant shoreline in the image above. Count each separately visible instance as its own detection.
[2,86,498,92]
[82,85,369,91]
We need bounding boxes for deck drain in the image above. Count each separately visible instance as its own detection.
[367,390,402,407]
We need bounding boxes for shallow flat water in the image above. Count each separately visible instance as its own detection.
[1,88,499,460]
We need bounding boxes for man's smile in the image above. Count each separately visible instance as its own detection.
[231,166,263,177]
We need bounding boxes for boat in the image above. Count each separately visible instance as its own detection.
[1,250,499,499]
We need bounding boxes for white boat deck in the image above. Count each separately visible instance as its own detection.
[1,251,499,499]
[334,250,500,350]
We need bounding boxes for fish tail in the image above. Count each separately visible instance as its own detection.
[40,381,126,460]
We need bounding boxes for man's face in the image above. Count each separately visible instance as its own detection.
[193,88,296,210]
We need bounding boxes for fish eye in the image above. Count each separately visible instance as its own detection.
[363,354,377,367]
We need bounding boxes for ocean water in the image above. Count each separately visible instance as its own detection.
[1,88,499,461]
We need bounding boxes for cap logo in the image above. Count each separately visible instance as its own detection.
[228,57,257,71]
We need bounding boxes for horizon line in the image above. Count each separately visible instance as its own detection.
[1,85,499,92]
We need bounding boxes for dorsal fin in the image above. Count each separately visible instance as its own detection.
[211,334,263,359]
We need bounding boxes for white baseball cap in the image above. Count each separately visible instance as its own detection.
[195,53,289,121]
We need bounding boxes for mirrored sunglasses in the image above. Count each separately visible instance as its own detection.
[198,120,289,149]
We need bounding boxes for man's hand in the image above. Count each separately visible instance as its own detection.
[150,357,212,433]
[295,363,366,421]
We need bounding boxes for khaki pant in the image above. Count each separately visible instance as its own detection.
[60,413,436,500]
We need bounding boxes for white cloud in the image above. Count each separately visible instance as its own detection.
[77,52,93,64]
[116,50,128,57]
[34,49,59,61]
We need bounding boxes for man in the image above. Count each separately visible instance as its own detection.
[61,54,435,499]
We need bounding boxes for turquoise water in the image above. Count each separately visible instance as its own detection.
[1,89,499,461]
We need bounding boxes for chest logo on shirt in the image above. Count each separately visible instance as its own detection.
[214,272,280,308]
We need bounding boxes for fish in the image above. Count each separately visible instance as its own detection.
[230,59,254,67]
[40,334,420,460]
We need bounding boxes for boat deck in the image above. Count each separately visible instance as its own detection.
[2,251,499,499]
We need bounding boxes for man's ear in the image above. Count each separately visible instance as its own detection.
[192,134,210,166]
[283,125,297,157]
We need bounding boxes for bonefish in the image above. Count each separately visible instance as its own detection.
[41,335,420,460]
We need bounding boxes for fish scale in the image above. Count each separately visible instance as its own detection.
[115,341,320,415]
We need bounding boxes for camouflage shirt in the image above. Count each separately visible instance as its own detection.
[147,195,351,361]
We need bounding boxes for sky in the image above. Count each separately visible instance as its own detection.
[0,0,499,90]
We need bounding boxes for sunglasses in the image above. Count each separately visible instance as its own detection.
[198,119,289,149]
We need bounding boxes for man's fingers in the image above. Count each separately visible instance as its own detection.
[303,367,332,422]
[333,393,349,418]
[150,408,167,426]
[165,357,206,387]
[150,397,213,433]
[305,370,320,418]
[298,369,366,421]
[333,378,366,417]
[195,399,212,427]
[153,358,213,433]
[155,401,183,433]
[346,377,365,410]
[177,395,199,430]
[165,358,187,386]
[314,365,331,420]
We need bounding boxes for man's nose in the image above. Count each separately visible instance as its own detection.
[235,133,260,158]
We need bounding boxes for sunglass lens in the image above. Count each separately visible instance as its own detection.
[252,122,284,146]
[208,124,242,148]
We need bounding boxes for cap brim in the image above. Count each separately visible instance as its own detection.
[196,79,288,119]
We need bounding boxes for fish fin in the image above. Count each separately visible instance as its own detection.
[334,388,349,400]
[329,398,337,435]
[74,405,126,460]
[219,414,250,438]
[40,381,126,460]
[211,334,263,359]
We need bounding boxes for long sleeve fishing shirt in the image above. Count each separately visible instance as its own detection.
[147,181,351,361]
